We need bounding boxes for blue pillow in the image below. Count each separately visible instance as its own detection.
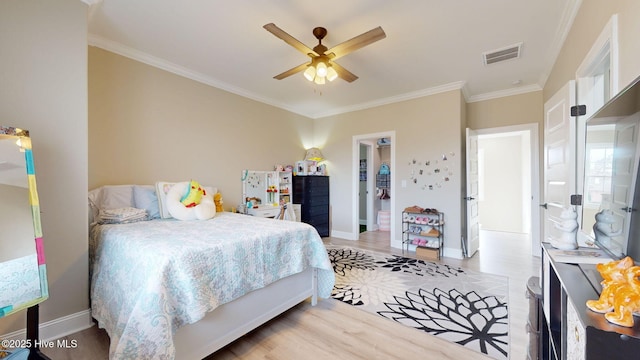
[133,185,160,219]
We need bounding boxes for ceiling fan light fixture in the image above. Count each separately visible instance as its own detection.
[326,66,338,81]
[265,23,386,84]
[316,61,328,78]
[303,66,316,81]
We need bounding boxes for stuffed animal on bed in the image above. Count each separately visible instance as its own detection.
[166,181,216,220]
[214,192,224,212]
[180,180,206,208]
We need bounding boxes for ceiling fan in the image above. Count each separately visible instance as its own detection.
[263,23,386,84]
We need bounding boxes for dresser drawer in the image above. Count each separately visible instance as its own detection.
[247,206,281,218]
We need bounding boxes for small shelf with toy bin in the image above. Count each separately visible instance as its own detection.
[402,206,444,260]
[241,170,293,218]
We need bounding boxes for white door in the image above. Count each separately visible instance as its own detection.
[543,81,577,247]
[610,114,640,253]
[465,128,480,257]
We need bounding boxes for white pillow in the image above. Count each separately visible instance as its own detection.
[102,185,135,209]
[88,185,136,223]
[155,181,217,219]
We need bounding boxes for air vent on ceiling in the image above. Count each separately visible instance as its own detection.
[483,42,522,65]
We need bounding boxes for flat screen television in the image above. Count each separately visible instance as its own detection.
[580,76,640,263]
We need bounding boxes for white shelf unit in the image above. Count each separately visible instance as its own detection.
[242,170,293,217]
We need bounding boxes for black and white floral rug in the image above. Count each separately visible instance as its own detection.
[327,246,509,360]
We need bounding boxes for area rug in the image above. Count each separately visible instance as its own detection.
[326,246,509,360]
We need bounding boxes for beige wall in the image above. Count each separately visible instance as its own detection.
[89,47,314,207]
[466,91,543,204]
[314,91,464,253]
[544,0,640,101]
[466,92,543,130]
[0,0,88,334]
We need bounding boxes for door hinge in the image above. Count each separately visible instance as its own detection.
[571,194,582,206]
[570,105,586,117]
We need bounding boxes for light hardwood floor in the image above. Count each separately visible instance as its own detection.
[42,230,539,360]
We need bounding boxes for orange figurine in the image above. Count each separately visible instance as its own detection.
[604,265,640,327]
[586,256,634,313]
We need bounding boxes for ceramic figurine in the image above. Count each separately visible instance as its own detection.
[551,207,578,250]
[593,209,623,247]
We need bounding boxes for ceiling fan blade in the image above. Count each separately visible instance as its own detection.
[326,26,386,60]
[331,62,358,82]
[264,23,318,57]
[274,62,309,80]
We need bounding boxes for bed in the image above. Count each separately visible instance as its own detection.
[88,184,335,359]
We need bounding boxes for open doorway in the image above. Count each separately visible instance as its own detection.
[472,124,540,256]
[353,131,395,243]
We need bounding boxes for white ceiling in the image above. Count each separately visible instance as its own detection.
[87,0,580,119]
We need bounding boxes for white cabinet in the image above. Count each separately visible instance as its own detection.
[540,244,640,360]
[566,298,586,360]
[241,170,293,217]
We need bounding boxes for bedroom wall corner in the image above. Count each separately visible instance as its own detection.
[88,47,314,208]
[314,90,464,254]
[0,0,89,336]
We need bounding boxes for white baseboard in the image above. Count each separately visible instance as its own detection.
[1,309,94,342]
[443,247,464,260]
[330,230,357,240]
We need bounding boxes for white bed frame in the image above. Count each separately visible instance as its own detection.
[89,186,325,359]
[173,267,318,359]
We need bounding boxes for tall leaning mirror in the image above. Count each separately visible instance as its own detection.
[580,78,640,260]
[0,126,48,318]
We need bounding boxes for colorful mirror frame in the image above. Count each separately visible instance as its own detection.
[0,126,48,318]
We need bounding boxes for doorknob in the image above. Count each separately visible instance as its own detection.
[540,203,548,209]
[464,196,475,201]
[621,207,636,213]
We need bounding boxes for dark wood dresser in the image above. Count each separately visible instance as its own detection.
[292,175,329,237]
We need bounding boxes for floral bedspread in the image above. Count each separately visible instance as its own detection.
[0,254,40,315]
[90,212,334,359]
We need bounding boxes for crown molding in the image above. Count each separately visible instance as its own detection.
[89,34,471,119]
[87,34,310,118]
[538,0,583,88]
[89,33,546,118]
[312,81,467,119]
[467,84,542,103]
